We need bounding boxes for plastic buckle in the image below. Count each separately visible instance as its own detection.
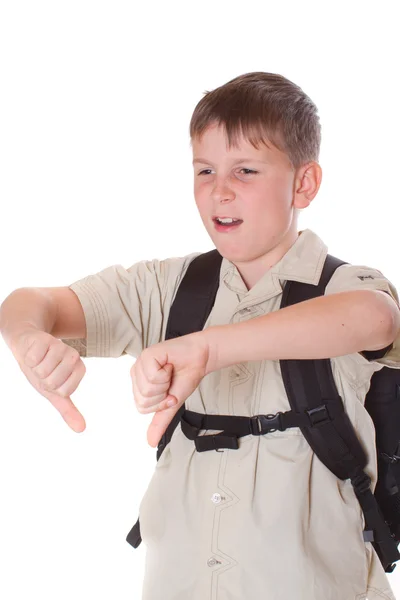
[381,451,400,464]
[306,404,331,427]
[250,413,283,435]
[391,442,400,463]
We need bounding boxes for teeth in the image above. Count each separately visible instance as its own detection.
[217,217,239,224]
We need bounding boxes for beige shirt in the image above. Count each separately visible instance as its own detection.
[63,229,400,600]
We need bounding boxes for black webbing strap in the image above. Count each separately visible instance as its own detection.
[180,405,345,452]
[126,249,223,550]
[352,468,400,571]
[164,249,223,339]
[156,249,223,460]
[126,520,142,549]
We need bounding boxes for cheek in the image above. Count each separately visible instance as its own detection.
[259,177,292,208]
[194,178,209,193]
[193,192,209,221]
[194,181,210,206]
[245,185,291,225]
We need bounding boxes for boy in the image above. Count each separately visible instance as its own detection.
[1,72,400,600]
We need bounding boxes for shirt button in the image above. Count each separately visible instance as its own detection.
[207,557,217,567]
[211,493,222,504]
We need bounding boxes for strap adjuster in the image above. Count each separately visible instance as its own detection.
[306,404,331,427]
[351,470,371,495]
[250,413,283,435]
[194,434,239,452]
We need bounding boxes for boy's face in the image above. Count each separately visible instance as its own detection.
[192,122,318,287]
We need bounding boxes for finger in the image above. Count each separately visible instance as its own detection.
[44,390,87,433]
[132,360,172,395]
[30,341,65,377]
[19,333,58,369]
[131,369,165,412]
[146,399,181,448]
[30,374,87,433]
[37,352,82,393]
[52,359,86,398]
[141,353,172,386]
[132,362,173,411]
[135,394,178,415]
[17,353,87,433]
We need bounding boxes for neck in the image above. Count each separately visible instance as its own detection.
[234,227,301,291]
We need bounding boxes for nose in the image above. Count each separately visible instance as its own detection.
[211,177,235,204]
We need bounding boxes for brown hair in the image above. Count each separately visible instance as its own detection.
[189,72,321,170]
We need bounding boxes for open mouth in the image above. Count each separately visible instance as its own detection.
[213,217,243,232]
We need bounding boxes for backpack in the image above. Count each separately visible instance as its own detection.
[126,250,400,573]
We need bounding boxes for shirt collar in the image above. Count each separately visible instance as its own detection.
[220,229,328,300]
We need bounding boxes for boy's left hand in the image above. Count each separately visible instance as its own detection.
[130,332,210,448]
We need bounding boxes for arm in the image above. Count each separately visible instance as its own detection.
[0,287,88,432]
[131,288,400,447]
[0,287,86,354]
[0,288,58,352]
[203,289,400,375]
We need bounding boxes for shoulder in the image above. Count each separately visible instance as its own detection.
[125,250,204,282]
[325,262,400,307]
[325,261,400,368]
[63,250,204,358]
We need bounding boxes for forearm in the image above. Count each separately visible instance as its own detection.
[203,290,399,374]
[0,288,57,351]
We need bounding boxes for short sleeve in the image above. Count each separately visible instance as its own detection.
[324,263,400,368]
[60,251,202,358]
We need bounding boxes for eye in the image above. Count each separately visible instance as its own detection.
[239,168,258,175]
[197,168,258,176]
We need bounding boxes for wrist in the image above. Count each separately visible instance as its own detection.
[2,322,40,353]
[201,326,223,375]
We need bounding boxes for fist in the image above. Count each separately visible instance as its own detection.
[10,328,87,432]
[130,332,210,447]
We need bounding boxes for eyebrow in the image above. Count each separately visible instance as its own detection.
[192,158,268,166]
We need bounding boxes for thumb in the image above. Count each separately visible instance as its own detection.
[146,399,182,448]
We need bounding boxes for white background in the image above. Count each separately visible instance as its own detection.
[1,0,399,598]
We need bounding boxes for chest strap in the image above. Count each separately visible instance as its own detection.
[180,403,345,452]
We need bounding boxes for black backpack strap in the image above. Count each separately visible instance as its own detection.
[366,368,400,544]
[156,248,223,459]
[280,254,400,572]
[126,249,223,549]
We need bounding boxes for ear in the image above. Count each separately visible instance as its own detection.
[293,161,322,209]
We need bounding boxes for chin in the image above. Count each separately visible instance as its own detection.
[206,228,251,262]
[213,244,252,264]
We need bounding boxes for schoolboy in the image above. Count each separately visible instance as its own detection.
[1,72,400,600]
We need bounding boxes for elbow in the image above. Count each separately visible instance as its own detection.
[371,291,400,348]
[355,290,400,352]
[386,304,400,345]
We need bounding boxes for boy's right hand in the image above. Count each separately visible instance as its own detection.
[9,328,87,432]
